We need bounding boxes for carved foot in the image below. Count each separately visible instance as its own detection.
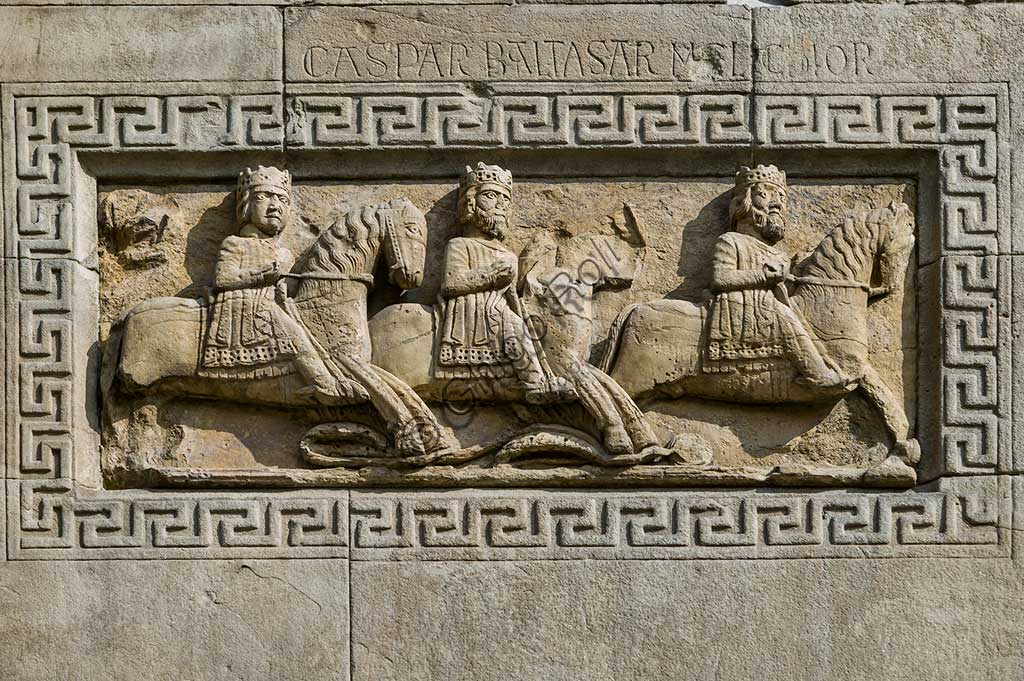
[892,438,921,465]
[863,454,917,486]
[393,417,456,460]
[296,377,369,405]
[296,384,337,404]
[603,425,635,457]
[794,369,847,390]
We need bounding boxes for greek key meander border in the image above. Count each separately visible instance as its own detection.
[3,83,1011,560]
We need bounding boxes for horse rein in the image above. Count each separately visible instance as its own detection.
[787,273,870,293]
[378,206,409,276]
[281,272,375,285]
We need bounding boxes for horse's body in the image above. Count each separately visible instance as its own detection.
[369,255,664,460]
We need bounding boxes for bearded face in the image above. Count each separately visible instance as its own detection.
[747,182,788,244]
[462,186,511,240]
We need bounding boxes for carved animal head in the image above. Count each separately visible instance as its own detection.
[873,200,916,297]
[800,200,915,292]
[380,198,427,289]
[99,189,179,267]
[295,198,426,290]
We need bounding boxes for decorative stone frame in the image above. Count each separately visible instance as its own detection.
[3,80,1014,561]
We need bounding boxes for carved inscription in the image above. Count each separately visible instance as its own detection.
[757,42,878,80]
[302,39,748,82]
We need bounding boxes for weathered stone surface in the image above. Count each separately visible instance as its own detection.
[285,5,752,84]
[0,7,282,82]
[753,5,1024,84]
[1,2,1023,679]
[0,559,349,681]
[350,559,1024,681]
[97,170,919,484]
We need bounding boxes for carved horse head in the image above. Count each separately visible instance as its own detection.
[295,198,426,289]
[378,198,427,289]
[797,200,915,296]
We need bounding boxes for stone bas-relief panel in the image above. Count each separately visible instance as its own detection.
[99,163,918,489]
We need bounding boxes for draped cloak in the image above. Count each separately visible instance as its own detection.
[705,231,790,367]
[437,237,525,379]
[200,235,299,379]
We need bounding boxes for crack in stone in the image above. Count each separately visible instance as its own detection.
[238,564,325,614]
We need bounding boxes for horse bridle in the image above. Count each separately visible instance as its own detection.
[378,206,410,278]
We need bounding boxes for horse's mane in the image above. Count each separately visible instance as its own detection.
[799,205,897,281]
[295,206,382,275]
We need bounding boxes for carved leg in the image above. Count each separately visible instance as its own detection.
[778,305,844,388]
[372,366,457,456]
[503,307,574,404]
[566,360,635,457]
[586,364,659,452]
[857,364,920,467]
[329,353,423,455]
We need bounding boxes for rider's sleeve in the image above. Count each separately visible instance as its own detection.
[214,237,275,291]
[441,239,505,297]
[710,235,768,293]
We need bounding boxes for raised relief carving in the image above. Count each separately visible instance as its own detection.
[99,189,179,267]
[601,165,918,476]
[434,163,573,404]
[102,161,918,486]
[108,166,453,464]
[8,89,1007,564]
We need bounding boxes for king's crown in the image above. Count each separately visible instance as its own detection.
[735,164,787,191]
[460,162,513,194]
[238,165,292,193]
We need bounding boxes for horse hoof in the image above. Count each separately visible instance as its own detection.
[863,455,917,486]
[603,426,635,457]
[893,438,921,465]
[664,433,714,466]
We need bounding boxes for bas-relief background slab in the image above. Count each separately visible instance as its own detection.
[2,3,1023,680]
[97,178,915,482]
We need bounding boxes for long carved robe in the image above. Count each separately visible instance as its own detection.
[705,231,789,366]
[437,237,526,379]
[200,235,300,379]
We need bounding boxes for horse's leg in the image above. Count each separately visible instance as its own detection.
[564,360,635,456]
[371,366,458,456]
[586,364,659,451]
[330,353,415,445]
[857,364,920,466]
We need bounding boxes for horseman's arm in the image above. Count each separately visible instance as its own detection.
[213,237,278,291]
[441,240,511,297]
[710,237,769,292]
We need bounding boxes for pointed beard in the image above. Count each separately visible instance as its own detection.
[475,209,508,240]
[752,208,786,244]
